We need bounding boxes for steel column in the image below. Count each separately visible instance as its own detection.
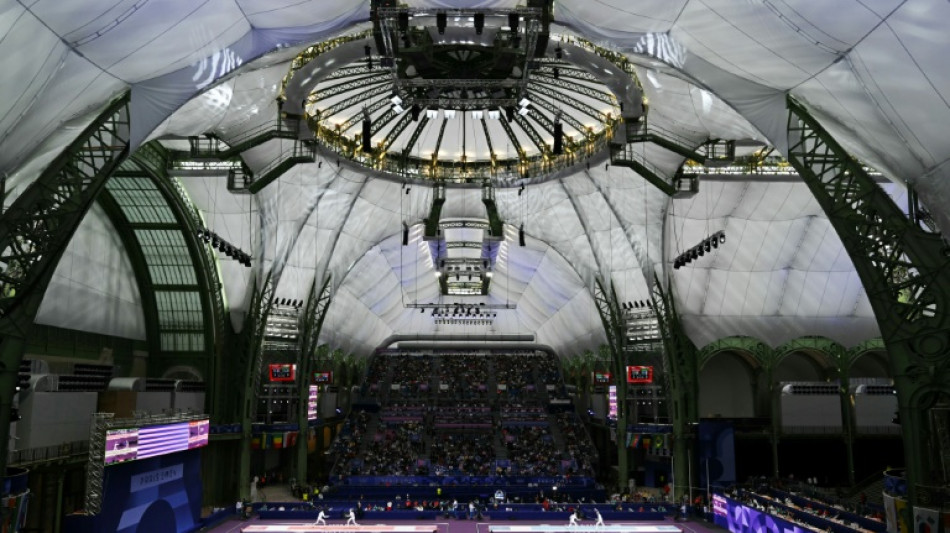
[787,96,950,501]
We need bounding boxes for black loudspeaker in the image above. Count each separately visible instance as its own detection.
[411,104,420,121]
[398,11,409,31]
[508,13,519,31]
[519,224,526,247]
[437,12,446,34]
[506,106,515,122]
[362,117,372,152]
[474,13,484,34]
[553,122,563,155]
[402,223,409,246]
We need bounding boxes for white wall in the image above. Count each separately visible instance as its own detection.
[16,392,98,449]
[699,354,756,418]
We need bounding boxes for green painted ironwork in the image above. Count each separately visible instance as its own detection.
[295,274,332,483]
[787,95,950,497]
[0,93,131,477]
[651,277,699,500]
[592,277,629,490]
[238,275,276,499]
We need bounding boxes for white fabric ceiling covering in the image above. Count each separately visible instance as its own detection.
[35,203,146,341]
[5,0,949,354]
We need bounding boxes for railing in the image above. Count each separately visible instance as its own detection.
[310,117,619,185]
[8,440,89,466]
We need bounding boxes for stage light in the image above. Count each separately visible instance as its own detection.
[518,107,529,116]
[426,108,439,119]
[488,109,500,120]
[437,12,447,34]
[444,109,457,119]
[391,95,403,106]
[393,104,404,114]
[519,98,530,108]
[471,110,484,120]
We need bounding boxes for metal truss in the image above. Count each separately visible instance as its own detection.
[528,84,605,122]
[529,94,588,138]
[786,96,950,495]
[432,119,449,161]
[0,94,130,324]
[376,6,541,17]
[338,97,390,132]
[238,275,275,497]
[309,75,392,104]
[592,278,629,489]
[498,115,527,161]
[480,118,496,161]
[651,277,698,500]
[325,64,377,81]
[408,97,518,110]
[535,76,617,106]
[402,116,431,157]
[380,112,415,153]
[369,108,399,137]
[295,274,332,481]
[321,84,391,119]
[534,63,601,83]
[513,113,549,155]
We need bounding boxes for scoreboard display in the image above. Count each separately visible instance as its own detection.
[626,365,654,383]
[268,364,296,382]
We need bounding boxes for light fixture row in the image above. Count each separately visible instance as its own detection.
[673,230,725,270]
[196,228,252,267]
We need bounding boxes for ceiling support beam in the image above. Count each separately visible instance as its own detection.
[295,273,332,483]
[592,277,629,492]
[238,274,275,500]
[651,277,698,502]
[0,93,130,478]
[786,96,950,502]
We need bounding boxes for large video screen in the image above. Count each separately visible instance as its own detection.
[307,385,319,421]
[105,419,209,466]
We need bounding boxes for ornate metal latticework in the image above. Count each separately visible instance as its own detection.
[295,274,332,481]
[238,275,276,498]
[592,277,629,489]
[0,94,130,323]
[786,96,950,497]
[651,277,698,500]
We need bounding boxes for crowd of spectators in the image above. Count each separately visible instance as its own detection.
[333,350,597,481]
[503,425,562,476]
[438,354,489,400]
[357,421,426,476]
[389,355,432,398]
[430,433,495,475]
[733,486,885,533]
[495,353,538,400]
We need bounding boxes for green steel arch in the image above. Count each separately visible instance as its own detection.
[697,335,772,371]
[773,335,847,376]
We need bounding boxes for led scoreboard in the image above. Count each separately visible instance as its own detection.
[268,364,296,382]
[626,365,654,383]
[104,419,209,466]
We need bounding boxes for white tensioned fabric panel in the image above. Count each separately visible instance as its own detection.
[35,202,146,340]
[637,68,764,143]
[176,173,255,320]
[667,179,880,348]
